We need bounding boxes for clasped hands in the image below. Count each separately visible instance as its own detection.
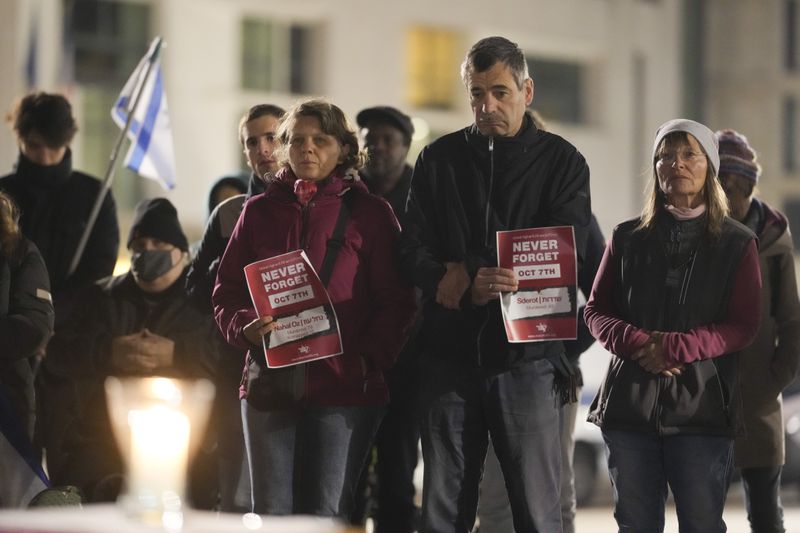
[436,262,518,310]
[436,263,684,380]
[111,329,175,373]
[631,331,684,378]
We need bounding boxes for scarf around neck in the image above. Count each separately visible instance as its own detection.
[293,179,317,206]
[275,166,359,206]
[664,203,707,221]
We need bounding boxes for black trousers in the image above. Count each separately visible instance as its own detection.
[351,351,421,533]
[373,360,421,533]
[740,466,785,533]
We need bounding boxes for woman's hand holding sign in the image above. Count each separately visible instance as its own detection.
[244,315,276,346]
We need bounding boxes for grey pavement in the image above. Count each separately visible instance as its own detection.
[575,504,800,533]
[575,480,800,533]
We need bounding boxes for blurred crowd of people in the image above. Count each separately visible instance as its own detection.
[1,35,798,533]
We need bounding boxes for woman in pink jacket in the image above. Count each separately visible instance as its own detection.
[213,99,415,519]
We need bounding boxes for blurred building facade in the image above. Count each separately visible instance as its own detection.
[704,0,800,249]
[1,0,690,245]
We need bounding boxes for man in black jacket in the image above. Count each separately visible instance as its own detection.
[186,103,284,512]
[478,214,605,533]
[350,106,420,532]
[399,36,591,533]
[46,198,217,501]
[357,106,414,216]
[1,92,120,481]
[1,92,119,317]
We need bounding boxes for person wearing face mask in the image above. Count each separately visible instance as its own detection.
[213,99,415,519]
[44,198,218,502]
[186,103,284,512]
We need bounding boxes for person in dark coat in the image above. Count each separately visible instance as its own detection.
[1,92,120,479]
[585,119,761,533]
[715,128,800,533]
[44,198,217,502]
[0,191,53,509]
[213,99,415,519]
[0,190,53,442]
[478,214,605,533]
[0,92,119,314]
[206,175,248,221]
[398,37,591,533]
[187,103,284,512]
[349,105,420,532]
[187,103,285,311]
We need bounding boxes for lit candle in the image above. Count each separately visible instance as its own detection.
[127,406,190,514]
[106,376,214,528]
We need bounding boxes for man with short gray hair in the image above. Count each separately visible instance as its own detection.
[399,36,591,532]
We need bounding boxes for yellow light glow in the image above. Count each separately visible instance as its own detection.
[411,117,430,142]
[406,27,460,110]
[127,406,190,511]
[150,377,183,404]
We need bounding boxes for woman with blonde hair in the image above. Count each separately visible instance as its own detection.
[213,99,415,518]
[585,119,762,532]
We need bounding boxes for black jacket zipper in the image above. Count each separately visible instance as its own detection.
[476,136,495,366]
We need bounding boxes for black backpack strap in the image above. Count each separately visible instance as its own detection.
[318,190,353,287]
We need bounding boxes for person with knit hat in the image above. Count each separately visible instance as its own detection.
[127,197,189,295]
[584,118,762,533]
[43,197,218,503]
[715,128,800,533]
[715,129,763,221]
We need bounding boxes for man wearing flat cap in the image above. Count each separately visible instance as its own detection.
[45,198,218,502]
[357,106,415,216]
[353,106,421,532]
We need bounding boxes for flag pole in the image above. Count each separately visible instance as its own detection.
[67,36,164,278]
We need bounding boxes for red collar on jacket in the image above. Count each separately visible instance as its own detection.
[273,166,364,204]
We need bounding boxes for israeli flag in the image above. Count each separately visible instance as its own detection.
[0,386,48,507]
[112,38,176,190]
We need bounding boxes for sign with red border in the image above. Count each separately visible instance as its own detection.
[496,226,577,342]
[244,250,343,367]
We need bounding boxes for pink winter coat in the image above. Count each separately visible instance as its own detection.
[213,168,416,406]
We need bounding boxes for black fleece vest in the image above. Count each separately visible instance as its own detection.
[590,214,754,436]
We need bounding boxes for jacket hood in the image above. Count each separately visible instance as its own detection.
[757,198,792,256]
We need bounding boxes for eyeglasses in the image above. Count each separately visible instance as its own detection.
[657,150,704,165]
